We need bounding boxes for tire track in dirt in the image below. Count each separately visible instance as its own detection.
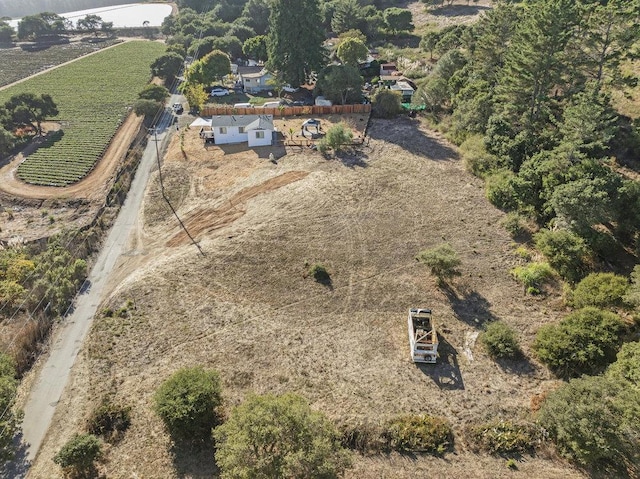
[166,170,309,247]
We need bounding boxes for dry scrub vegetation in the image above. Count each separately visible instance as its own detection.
[29,117,584,478]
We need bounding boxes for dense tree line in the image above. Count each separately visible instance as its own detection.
[412,0,640,273]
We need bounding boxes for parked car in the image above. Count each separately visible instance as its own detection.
[172,103,184,114]
[283,84,299,93]
[210,88,230,96]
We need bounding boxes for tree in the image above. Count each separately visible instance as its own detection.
[153,367,222,441]
[239,0,271,36]
[53,434,102,477]
[383,7,413,34]
[133,100,162,126]
[242,35,268,62]
[0,20,14,43]
[371,89,402,118]
[4,93,58,136]
[267,0,326,87]
[151,52,184,83]
[336,37,368,67]
[17,12,69,40]
[607,341,640,388]
[225,23,256,43]
[416,243,461,283]
[138,84,170,102]
[331,0,364,35]
[183,83,208,112]
[0,353,19,463]
[533,307,623,378]
[188,50,231,85]
[213,393,351,479]
[316,65,363,105]
[0,129,16,158]
[538,375,639,470]
[623,265,640,308]
[76,14,103,36]
[420,31,440,61]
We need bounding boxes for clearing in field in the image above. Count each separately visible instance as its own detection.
[27,118,583,478]
[0,40,164,186]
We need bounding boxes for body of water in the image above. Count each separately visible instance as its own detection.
[7,3,173,29]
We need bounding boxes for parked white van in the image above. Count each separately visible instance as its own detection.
[233,103,253,108]
[262,101,281,109]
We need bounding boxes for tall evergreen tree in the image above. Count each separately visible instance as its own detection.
[267,0,326,87]
[497,0,580,129]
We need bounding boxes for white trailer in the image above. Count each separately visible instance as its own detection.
[408,308,439,363]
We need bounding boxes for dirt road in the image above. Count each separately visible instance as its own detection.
[15,108,176,470]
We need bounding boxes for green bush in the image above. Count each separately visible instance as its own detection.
[87,399,131,443]
[460,135,503,178]
[385,414,452,454]
[570,272,628,309]
[338,419,387,454]
[481,322,520,359]
[308,263,330,283]
[214,393,351,479]
[153,367,222,441]
[533,307,624,378]
[534,229,590,283]
[416,243,461,282]
[371,89,403,118]
[0,353,19,463]
[467,420,538,455]
[318,122,353,154]
[538,375,639,470]
[53,434,102,477]
[606,341,640,388]
[485,169,518,211]
[510,262,554,295]
[623,264,640,308]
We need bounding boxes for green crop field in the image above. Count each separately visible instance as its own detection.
[0,40,165,186]
[0,39,122,87]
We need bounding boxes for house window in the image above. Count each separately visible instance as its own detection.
[255,131,265,139]
[219,127,227,134]
[239,127,245,133]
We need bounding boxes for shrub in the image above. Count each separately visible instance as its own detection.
[533,307,624,378]
[538,375,639,469]
[319,122,353,153]
[606,341,640,388]
[485,169,518,211]
[535,229,590,283]
[416,243,461,282]
[385,414,452,454]
[87,399,131,443]
[570,272,628,309]
[53,434,102,477]
[623,264,640,308]
[481,322,520,359]
[501,212,529,239]
[460,135,503,178]
[467,420,538,455]
[338,419,387,453]
[0,353,19,463]
[153,367,222,441]
[214,393,351,479]
[510,262,554,295]
[371,89,402,118]
[308,263,330,283]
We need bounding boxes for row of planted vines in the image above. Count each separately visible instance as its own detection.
[0,40,164,186]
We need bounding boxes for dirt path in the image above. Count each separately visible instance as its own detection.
[0,112,143,201]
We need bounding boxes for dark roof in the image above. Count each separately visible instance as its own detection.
[210,115,274,128]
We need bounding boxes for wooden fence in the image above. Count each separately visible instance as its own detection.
[200,103,371,117]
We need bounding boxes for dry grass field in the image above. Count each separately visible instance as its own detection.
[28,117,585,478]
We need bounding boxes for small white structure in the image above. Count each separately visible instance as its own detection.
[315,96,333,106]
[408,308,439,363]
[240,68,274,93]
[209,115,274,147]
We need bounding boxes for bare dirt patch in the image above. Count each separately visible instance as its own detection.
[29,118,583,478]
[0,113,143,243]
[408,0,493,30]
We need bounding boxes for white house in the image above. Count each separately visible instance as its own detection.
[390,80,415,102]
[240,68,274,93]
[209,115,274,147]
